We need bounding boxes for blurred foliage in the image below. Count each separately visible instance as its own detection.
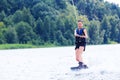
[0,0,120,47]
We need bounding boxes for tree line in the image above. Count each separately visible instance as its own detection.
[0,0,120,46]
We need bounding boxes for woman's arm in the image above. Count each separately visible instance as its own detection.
[74,29,80,37]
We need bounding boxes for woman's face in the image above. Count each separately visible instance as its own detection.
[78,22,83,28]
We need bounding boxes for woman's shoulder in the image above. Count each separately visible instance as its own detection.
[82,28,87,31]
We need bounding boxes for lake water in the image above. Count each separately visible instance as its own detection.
[0,44,120,80]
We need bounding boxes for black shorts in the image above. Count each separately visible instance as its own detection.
[75,42,86,51]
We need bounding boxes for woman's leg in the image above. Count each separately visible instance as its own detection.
[71,46,87,70]
[75,49,79,62]
[75,46,84,62]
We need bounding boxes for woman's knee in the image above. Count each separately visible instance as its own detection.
[76,53,81,61]
[79,47,84,52]
[76,57,80,61]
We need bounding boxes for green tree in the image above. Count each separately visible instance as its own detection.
[55,0,67,9]
[76,0,87,15]
[43,16,51,42]
[116,21,120,43]
[55,30,68,46]
[101,15,111,44]
[64,17,76,45]
[0,0,8,13]
[32,1,58,20]
[88,20,104,44]
[3,15,13,27]
[109,15,120,42]
[0,22,6,44]
[0,32,5,44]
[0,11,6,21]
[4,27,18,43]
[12,8,35,26]
[34,18,44,36]
[15,21,35,44]
[0,0,120,46]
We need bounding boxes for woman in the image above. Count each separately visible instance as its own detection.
[71,20,88,70]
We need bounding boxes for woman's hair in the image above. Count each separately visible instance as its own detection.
[78,20,83,22]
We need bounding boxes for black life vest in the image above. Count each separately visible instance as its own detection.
[75,28,86,43]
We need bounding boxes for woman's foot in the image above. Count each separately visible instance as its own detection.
[82,64,88,69]
[71,62,88,70]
